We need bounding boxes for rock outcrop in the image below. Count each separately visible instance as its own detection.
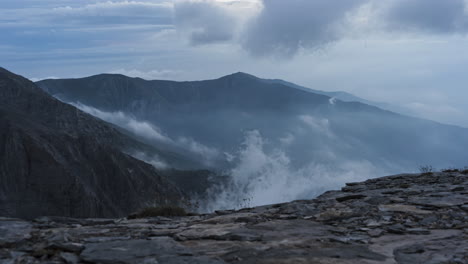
[0,67,183,219]
[1,172,467,263]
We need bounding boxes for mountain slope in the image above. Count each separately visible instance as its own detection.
[0,68,185,219]
[37,72,468,172]
[263,77,410,115]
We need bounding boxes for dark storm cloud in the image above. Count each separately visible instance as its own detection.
[238,0,468,57]
[383,0,468,33]
[379,0,468,34]
[241,0,367,57]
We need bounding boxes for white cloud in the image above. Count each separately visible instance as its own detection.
[203,130,384,211]
[173,0,261,45]
[130,151,169,169]
[298,115,334,138]
[405,102,466,126]
[51,1,173,22]
[242,0,367,57]
[177,137,220,164]
[71,102,222,166]
[72,102,173,142]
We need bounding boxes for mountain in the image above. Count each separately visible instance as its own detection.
[263,77,410,115]
[37,72,468,208]
[0,67,187,219]
[37,72,468,168]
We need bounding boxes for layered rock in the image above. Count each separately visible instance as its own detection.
[1,172,466,263]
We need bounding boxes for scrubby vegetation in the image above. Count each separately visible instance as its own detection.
[419,165,434,175]
[419,165,468,175]
[441,168,460,173]
[128,206,188,219]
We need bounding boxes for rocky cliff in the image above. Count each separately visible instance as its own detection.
[1,172,466,263]
[0,67,183,219]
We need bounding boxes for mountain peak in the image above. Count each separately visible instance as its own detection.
[223,72,259,80]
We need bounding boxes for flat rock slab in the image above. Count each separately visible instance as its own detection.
[0,219,32,246]
[80,237,192,264]
[1,172,467,263]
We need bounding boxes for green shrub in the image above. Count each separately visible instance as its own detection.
[129,206,187,219]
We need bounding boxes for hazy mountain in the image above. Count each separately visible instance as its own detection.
[263,77,412,116]
[0,67,187,219]
[37,72,468,209]
[38,72,468,168]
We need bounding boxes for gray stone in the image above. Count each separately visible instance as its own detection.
[80,237,191,264]
[386,224,406,234]
[1,172,467,264]
[0,220,32,246]
[60,252,79,264]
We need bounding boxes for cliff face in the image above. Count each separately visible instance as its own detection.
[1,172,466,263]
[0,68,183,219]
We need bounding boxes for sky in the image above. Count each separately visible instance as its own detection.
[2,0,468,127]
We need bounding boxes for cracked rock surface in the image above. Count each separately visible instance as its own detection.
[1,172,467,264]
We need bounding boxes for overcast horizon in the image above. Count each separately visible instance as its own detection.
[2,0,468,127]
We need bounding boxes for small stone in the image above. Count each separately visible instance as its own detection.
[47,242,84,253]
[420,215,438,226]
[406,228,431,235]
[60,252,79,264]
[386,224,406,234]
[378,204,432,215]
[451,186,464,192]
[336,194,367,203]
[367,229,384,237]
[389,197,405,203]
[365,220,382,227]
[460,205,468,212]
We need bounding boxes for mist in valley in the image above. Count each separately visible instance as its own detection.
[62,82,465,212]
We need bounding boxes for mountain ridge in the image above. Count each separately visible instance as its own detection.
[37,71,468,180]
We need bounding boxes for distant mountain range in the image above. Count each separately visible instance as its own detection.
[0,67,198,219]
[37,72,468,173]
[262,77,404,113]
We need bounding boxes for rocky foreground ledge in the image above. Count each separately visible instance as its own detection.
[1,172,467,264]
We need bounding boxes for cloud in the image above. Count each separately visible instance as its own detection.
[202,130,384,211]
[72,102,173,142]
[382,0,468,33]
[239,0,468,57]
[50,1,174,25]
[174,0,237,44]
[298,115,334,138]
[242,0,366,57]
[71,102,222,166]
[0,1,174,28]
[404,101,467,126]
[177,137,220,162]
[130,151,169,169]
[173,0,260,45]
